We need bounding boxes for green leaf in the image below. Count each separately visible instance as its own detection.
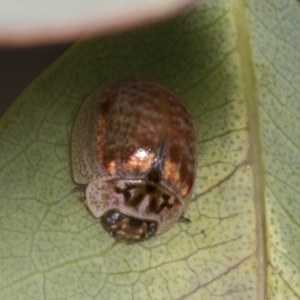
[1,0,300,299]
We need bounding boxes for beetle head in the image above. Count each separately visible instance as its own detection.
[101,210,157,243]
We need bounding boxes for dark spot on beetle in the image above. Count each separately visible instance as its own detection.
[145,184,156,194]
[162,194,170,201]
[149,196,159,213]
[123,190,131,202]
[148,193,175,214]
[115,186,122,193]
[147,168,161,183]
[128,192,145,207]
[158,200,173,212]
[100,99,112,117]
[129,218,143,228]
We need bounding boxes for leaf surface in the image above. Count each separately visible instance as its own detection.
[1,0,300,299]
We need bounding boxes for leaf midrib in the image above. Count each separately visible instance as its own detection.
[232,0,267,299]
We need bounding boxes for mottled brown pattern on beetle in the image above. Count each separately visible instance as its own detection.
[96,82,162,175]
[96,78,196,197]
[115,183,179,215]
[162,92,196,196]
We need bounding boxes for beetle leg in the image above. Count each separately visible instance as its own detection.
[72,185,87,205]
[180,215,191,223]
[72,185,85,192]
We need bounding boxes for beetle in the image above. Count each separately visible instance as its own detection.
[72,78,197,243]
